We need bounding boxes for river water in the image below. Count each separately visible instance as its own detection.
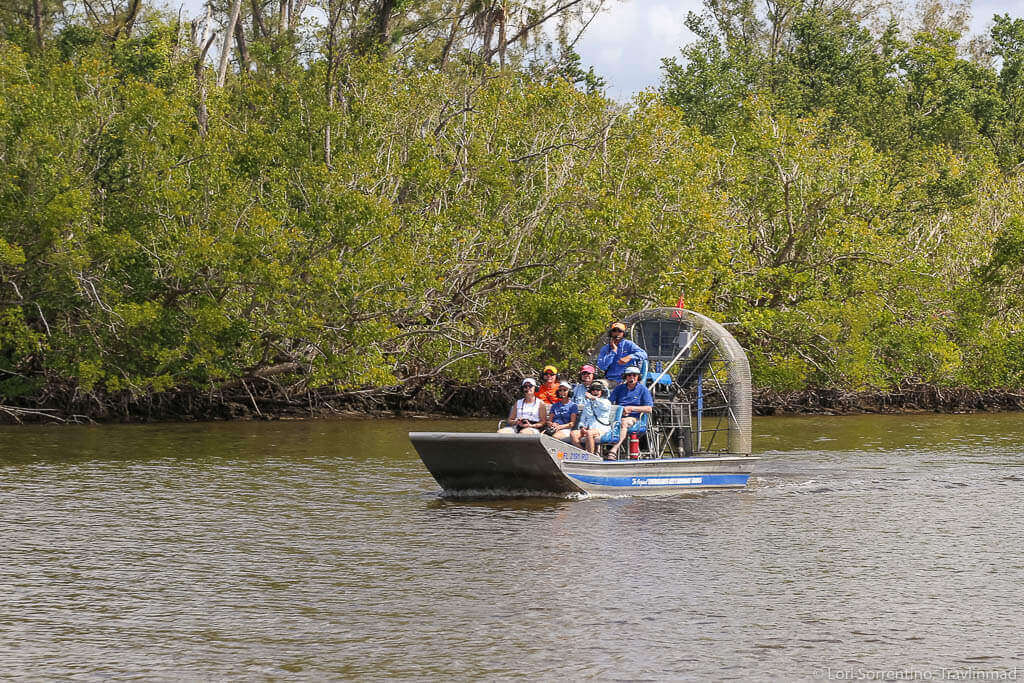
[1,413,1022,680]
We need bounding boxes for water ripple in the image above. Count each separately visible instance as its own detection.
[1,415,1023,678]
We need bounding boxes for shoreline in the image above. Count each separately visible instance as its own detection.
[752,385,1024,416]
[1,383,1022,425]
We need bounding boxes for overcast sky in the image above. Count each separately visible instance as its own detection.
[575,0,702,99]
[576,0,1023,99]
[175,0,1023,99]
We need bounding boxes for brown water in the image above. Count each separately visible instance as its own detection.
[2,414,1023,679]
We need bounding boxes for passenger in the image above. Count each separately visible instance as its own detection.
[535,365,560,404]
[597,321,647,387]
[497,378,548,434]
[606,365,653,459]
[544,381,579,441]
[570,364,596,408]
[572,379,613,455]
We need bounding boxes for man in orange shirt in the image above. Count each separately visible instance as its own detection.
[535,365,560,404]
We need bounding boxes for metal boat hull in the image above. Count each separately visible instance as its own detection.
[410,432,757,496]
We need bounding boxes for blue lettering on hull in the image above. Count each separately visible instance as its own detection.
[567,472,749,488]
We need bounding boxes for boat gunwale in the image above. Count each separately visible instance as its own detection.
[560,455,760,466]
[410,431,758,465]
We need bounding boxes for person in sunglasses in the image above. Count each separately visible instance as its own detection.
[535,365,560,404]
[544,381,579,441]
[497,378,548,433]
[571,379,612,455]
[596,322,647,388]
[571,364,597,409]
[606,365,653,458]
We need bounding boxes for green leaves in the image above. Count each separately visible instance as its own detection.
[5,1,1024,418]
[653,1,1024,393]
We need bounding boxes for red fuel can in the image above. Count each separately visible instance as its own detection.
[628,432,640,458]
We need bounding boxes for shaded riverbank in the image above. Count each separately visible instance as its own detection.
[754,384,1024,415]
[2,381,1022,424]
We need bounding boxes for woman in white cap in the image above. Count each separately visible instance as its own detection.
[497,378,548,434]
[544,381,579,441]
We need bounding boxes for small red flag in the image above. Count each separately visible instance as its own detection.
[671,295,686,319]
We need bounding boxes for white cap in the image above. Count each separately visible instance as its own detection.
[522,377,537,387]
[623,366,642,376]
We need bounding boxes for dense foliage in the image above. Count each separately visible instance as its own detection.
[1,0,1023,419]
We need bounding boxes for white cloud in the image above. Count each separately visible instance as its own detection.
[576,0,702,99]
[575,0,1024,100]
[171,0,1024,99]
[647,4,685,41]
[972,0,1024,31]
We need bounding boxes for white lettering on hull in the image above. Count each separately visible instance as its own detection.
[631,477,702,486]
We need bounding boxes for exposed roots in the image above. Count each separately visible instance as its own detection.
[754,383,1024,416]
[2,380,1022,424]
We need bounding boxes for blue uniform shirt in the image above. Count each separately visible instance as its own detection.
[609,381,653,407]
[596,339,647,381]
[548,400,579,426]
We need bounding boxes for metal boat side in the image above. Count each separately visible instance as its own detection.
[560,456,759,494]
[409,432,587,494]
[410,431,758,496]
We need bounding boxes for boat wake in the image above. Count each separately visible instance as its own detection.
[749,477,838,494]
[438,488,588,500]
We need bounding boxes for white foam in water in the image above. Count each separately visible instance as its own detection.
[755,478,834,493]
[439,488,587,500]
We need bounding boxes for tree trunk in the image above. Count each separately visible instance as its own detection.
[373,0,396,44]
[31,0,44,49]
[439,12,463,69]
[325,84,334,168]
[357,0,396,54]
[191,14,217,135]
[111,0,141,40]
[324,0,338,168]
[251,0,269,38]
[289,0,308,30]
[497,7,506,69]
[481,0,594,64]
[217,0,244,87]
[122,0,141,38]
[234,21,251,73]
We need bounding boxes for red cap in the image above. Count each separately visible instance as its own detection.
[580,364,596,373]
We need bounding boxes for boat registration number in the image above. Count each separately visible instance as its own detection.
[562,451,592,461]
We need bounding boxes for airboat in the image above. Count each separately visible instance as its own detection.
[410,308,758,496]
